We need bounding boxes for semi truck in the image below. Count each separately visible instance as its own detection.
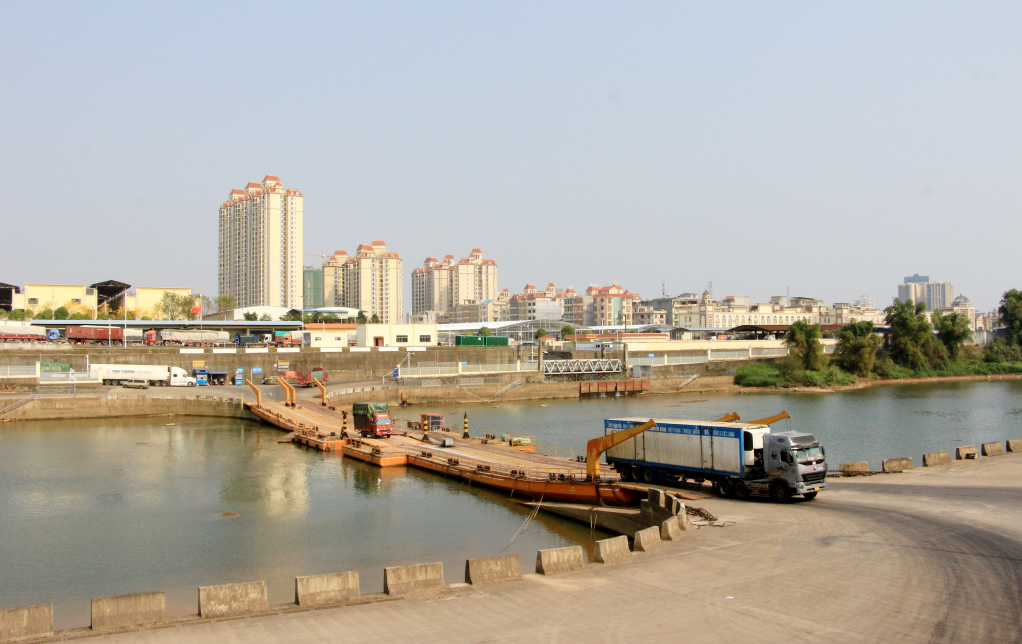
[604,416,827,502]
[0,325,47,343]
[89,364,197,387]
[144,329,230,346]
[352,402,393,438]
[67,326,144,346]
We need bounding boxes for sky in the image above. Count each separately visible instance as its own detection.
[1,2,1019,313]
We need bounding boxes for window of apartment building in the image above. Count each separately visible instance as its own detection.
[395,335,408,343]
[28,298,38,305]
[418,335,431,343]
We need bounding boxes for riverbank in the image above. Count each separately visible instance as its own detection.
[734,371,1022,394]
[0,393,256,422]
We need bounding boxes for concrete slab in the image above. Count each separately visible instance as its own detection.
[840,461,870,474]
[295,572,360,607]
[1008,439,1022,453]
[981,442,1005,457]
[633,525,662,552]
[660,516,682,541]
[91,591,165,630]
[956,445,978,460]
[384,563,444,595]
[882,457,913,473]
[464,555,521,585]
[0,603,52,643]
[593,536,630,564]
[198,581,267,618]
[922,451,950,467]
[535,546,585,575]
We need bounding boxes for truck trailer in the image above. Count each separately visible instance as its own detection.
[67,326,144,346]
[0,325,47,343]
[352,402,393,438]
[144,329,229,346]
[89,364,197,387]
[604,417,827,502]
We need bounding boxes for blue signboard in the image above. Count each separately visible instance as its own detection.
[393,367,399,378]
[252,367,263,375]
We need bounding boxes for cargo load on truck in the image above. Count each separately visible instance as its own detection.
[352,402,393,438]
[0,325,46,342]
[144,329,229,346]
[67,326,144,346]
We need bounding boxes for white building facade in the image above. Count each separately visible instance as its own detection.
[411,248,499,315]
[322,241,402,323]
[218,175,304,309]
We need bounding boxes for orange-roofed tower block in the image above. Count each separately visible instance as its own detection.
[218,175,303,309]
[411,248,500,320]
[321,241,402,323]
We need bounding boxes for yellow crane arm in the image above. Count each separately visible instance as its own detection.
[243,378,262,406]
[313,377,327,406]
[713,412,740,422]
[275,377,294,406]
[748,411,790,425]
[586,419,656,480]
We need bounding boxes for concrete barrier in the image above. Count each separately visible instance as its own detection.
[922,451,951,467]
[593,536,630,564]
[839,461,870,474]
[295,572,360,607]
[982,442,1005,457]
[91,591,166,630]
[956,445,978,460]
[198,581,268,618]
[660,516,682,541]
[632,525,662,552]
[384,562,444,595]
[535,546,585,575]
[464,555,521,585]
[0,603,52,643]
[1007,439,1022,453]
[882,457,913,473]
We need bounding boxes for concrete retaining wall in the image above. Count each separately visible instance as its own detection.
[956,445,978,460]
[464,555,521,585]
[632,526,662,552]
[922,451,951,467]
[383,563,444,595]
[840,461,870,474]
[295,572,360,607]
[91,591,165,630]
[2,394,254,423]
[1007,439,1022,453]
[982,442,1005,456]
[593,536,630,564]
[535,546,585,575]
[198,581,268,618]
[882,457,913,473]
[660,516,682,541]
[0,603,52,643]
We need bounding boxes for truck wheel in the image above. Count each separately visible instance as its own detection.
[771,482,792,503]
[733,480,750,500]
[641,467,655,484]
[802,492,818,501]
[618,466,632,482]
[713,479,729,498]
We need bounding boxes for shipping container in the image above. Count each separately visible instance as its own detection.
[455,335,486,346]
[484,336,509,346]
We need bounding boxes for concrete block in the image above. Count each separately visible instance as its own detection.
[295,572,360,607]
[384,562,444,595]
[593,536,630,564]
[677,506,690,530]
[535,546,585,575]
[647,488,664,508]
[982,442,1005,457]
[0,603,52,643]
[1007,439,1022,453]
[882,457,913,473]
[91,591,165,630]
[464,555,521,585]
[633,525,663,552]
[661,516,682,541]
[198,581,268,618]
[956,445,978,460]
[922,451,951,467]
[840,461,870,474]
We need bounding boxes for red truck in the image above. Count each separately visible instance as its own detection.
[353,402,393,438]
[67,326,143,346]
[296,368,327,388]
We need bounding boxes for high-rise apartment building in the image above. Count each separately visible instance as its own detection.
[303,266,324,309]
[410,249,498,314]
[897,276,953,311]
[322,241,402,323]
[218,175,303,309]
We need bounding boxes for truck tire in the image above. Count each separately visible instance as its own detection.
[641,467,655,484]
[618,466,632,482]
[733,480,750,500]
[771,482,792,503]
[802,492,818,501]
[713,479,730,498]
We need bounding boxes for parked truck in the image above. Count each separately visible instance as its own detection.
[295,368,327,387]
[352,402,393,438]
[67,326,144,346]
[604,416,827,502]
[89,364,197,387]
[0,325,47,343]
[144,329,229,346]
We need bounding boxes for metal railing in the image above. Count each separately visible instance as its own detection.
[397,365,460,377]
[629,355,707,366]
[751,347,788,357]
[0,365,37,377]
[543,359,623,374]
[0,393,38,417]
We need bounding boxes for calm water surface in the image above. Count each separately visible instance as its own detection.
[2,380,1019,628]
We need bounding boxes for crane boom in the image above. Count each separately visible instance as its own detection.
[586,419,656,480]
[713,412,740,422]
[747,411,790,425]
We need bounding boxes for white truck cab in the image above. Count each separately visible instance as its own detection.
[168,367,197,387]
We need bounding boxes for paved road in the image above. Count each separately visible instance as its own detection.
[51,454,1022,643]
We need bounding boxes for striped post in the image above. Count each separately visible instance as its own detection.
[342,412,348,437]
[463,412,469,439]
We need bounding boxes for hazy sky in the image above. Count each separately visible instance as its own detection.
[2,2,1019,313]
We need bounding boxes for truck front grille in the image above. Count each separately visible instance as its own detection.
[801,471,826,484]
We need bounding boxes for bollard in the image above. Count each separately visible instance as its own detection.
[463,412,469,439]
[341,412,348,438]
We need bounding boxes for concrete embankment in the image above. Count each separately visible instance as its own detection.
[0,393,255,422]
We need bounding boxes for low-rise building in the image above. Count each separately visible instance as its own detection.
[356,323,438,347]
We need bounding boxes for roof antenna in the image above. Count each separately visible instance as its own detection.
[662,281,667,298]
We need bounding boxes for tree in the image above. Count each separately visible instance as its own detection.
[534,328,548,339]
[784,320,824,371]
[884,299,946,369]
[280,309,303,322]
[370,313,380,324]
[242,312,258,321]
[70,312,88,320]
[356,311,368,324]
[53,306,70,320]
[560,325,575,339]
[998,289,1022,346]
[34,308,54,320]
[479,327,493,337]
[8,309,25,321]
[834,321,882,376]
[259,313,272,321]
[932,310,972,360]
[213,294,237,314]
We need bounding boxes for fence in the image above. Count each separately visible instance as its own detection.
[397,362,535,378]
[326,385,387,398]
[0,365,37,377]
[629,355,707,366]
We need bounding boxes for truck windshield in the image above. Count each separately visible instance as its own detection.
[794,446,825,464]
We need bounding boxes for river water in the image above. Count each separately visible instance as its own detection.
[2,379,1019,628]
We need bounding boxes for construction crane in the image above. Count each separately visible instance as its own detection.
[747,411,790,425]
[585,419,656,480]
[713,412,741,422]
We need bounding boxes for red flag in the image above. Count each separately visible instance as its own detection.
[190,305,201,314]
